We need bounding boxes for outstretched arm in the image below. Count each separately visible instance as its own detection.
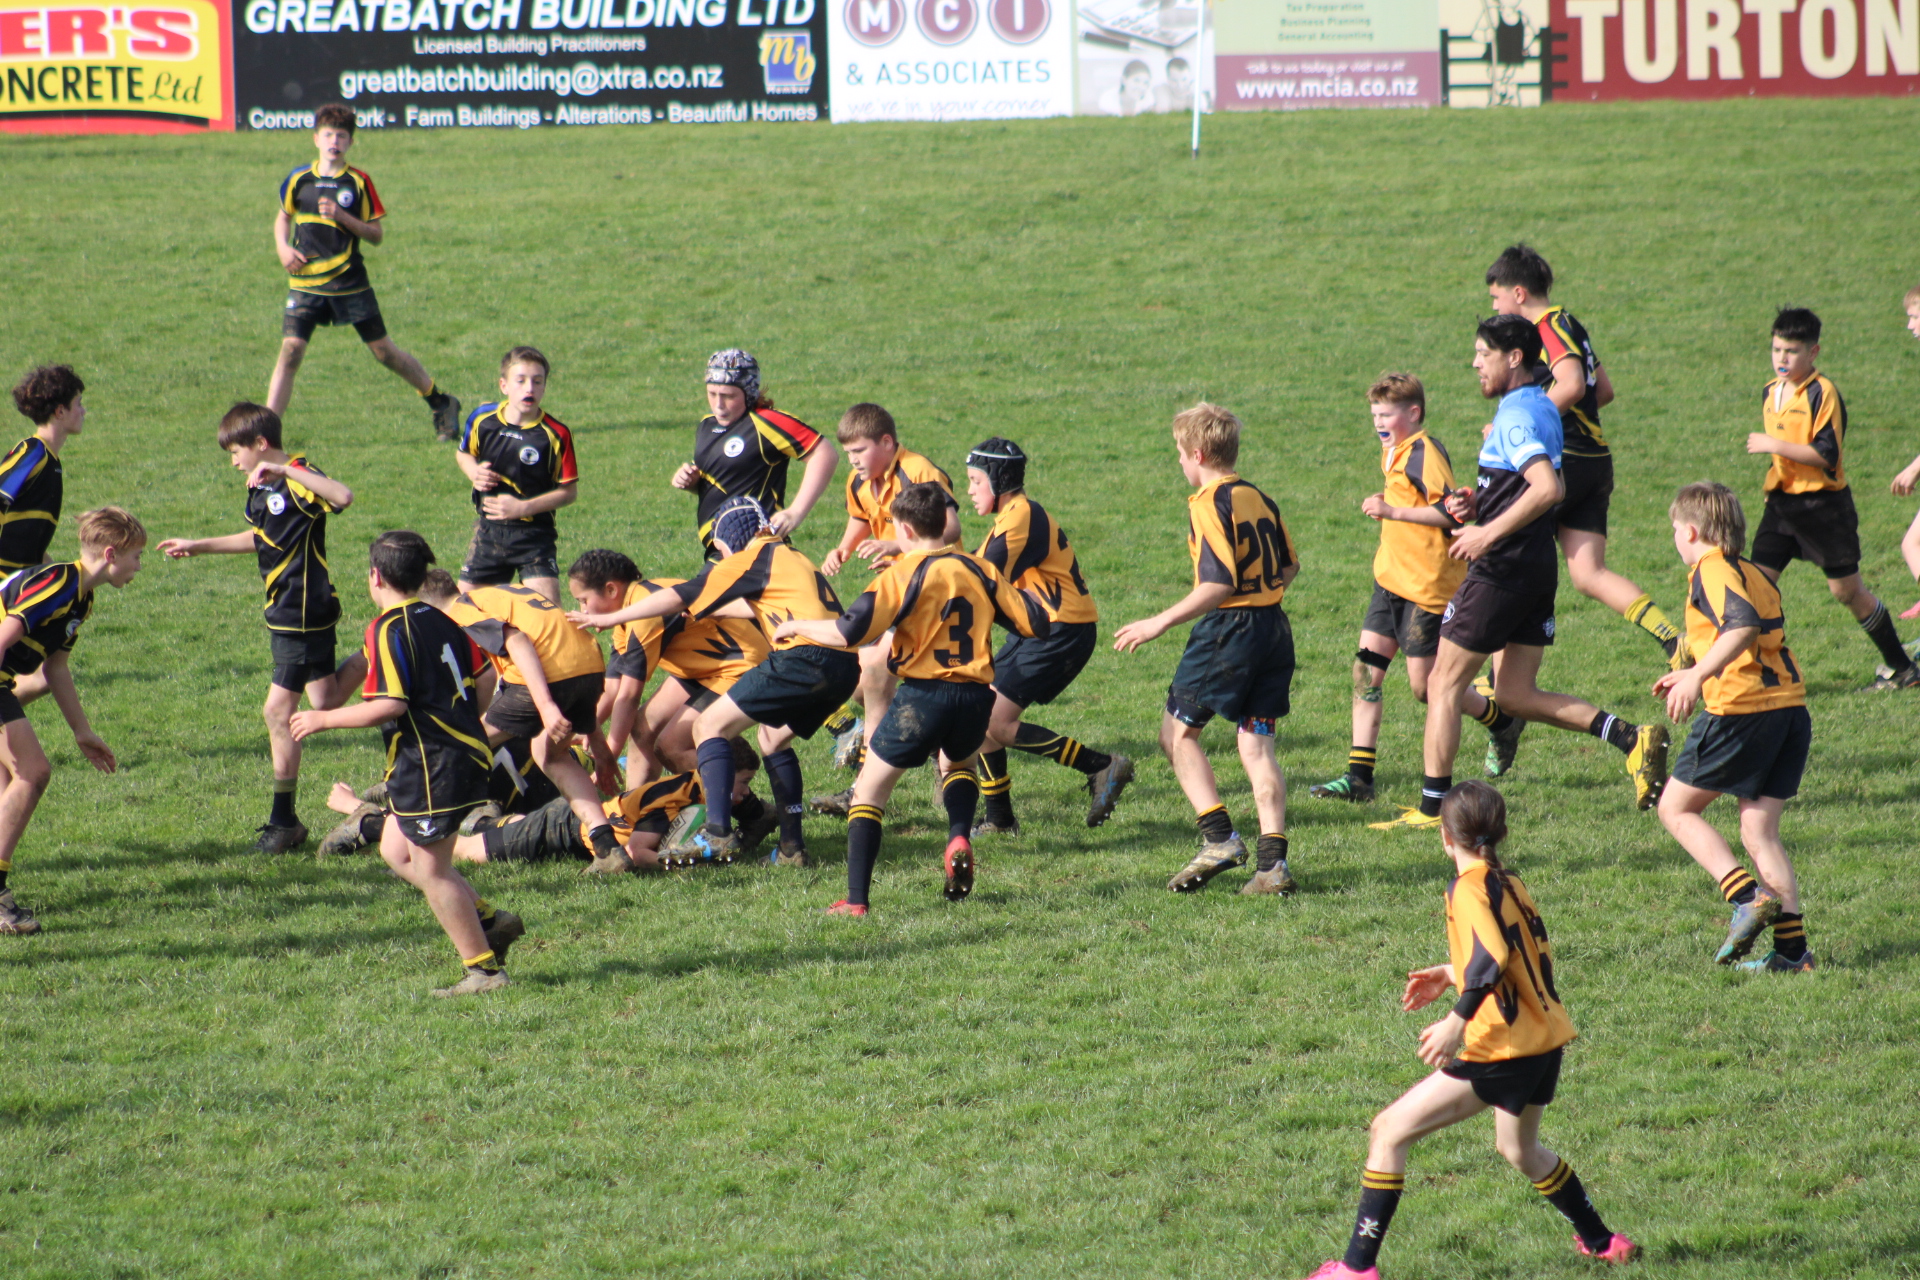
[158,531,258,558]
[249,461,353,511]
[1112,581,1235,653]
[568,583,688,631]
[770,440,840,537]
[291,697,405,740]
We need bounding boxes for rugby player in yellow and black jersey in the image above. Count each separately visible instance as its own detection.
[671,349,839,559]
[1655,483,1816,974]
[457,347,579,603]
[569,498,856,869]
[1487,244,1684,668]
[0,507,145,937]
[292,532,522,998]
[158,403,365,855]
[962,437,1133,837]
[453,738,760,876]
[1745,308,1919,689]
[268,104,458,438]
[776,483,1050,915]
[3,365,86,575]
[420,570,630,871]
[1115,403,1299,898]
[1300,781,1636,1280]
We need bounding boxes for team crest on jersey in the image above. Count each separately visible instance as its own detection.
[518,445,541,465]
[65,619,79,641]
[723,437,746,458]
[336,188,355,209]
[266,492,287,516]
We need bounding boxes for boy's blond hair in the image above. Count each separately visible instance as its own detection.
[1172,402,1241,468]
[1670,481,1746,559]
[1905,283,1920,310]
[78,506,147,553]
[837,402,897,445]
[1367,373,1425,419]
[419,567,459,602]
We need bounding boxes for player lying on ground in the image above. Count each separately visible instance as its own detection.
[775,482,1049,916]
[1300,781,1636,1280]
[1114,403,1300,896]
[1655,483,1816,973]
[291,531,523,998]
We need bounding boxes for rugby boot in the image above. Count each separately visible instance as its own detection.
[1239,862,1298,896]
[831,719,866,770]
[0,890,41,936]
[253,821,309,855]
[1166,834,1248,892]
[458,800,506,836]
[584,850,634,876]
[1084,753,1135,827]
[770,839,811,868]
[1860,663,1920,691]
[1309,772,1375,803]
[1574,1232,1639,1264]
[1714,891,1781,965]
[676,827,739,869]
[808,786,855,818]
[1486,717,1525,778]
[431,968,508,997]
[1734,948,1815,973]
[1368,806,1442,832]
[1626,724,1669,811]
[483,909,525,965]
[431,393,463,443]
[970,816,1021,837]
[357,780,390,807]
[317,803,383,857]
[943,835,974,901]
[824,899,869,917]
[733,791,779,856]
[1301,1263,1379,1280]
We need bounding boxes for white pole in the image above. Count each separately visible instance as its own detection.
[1190,0,1204,157]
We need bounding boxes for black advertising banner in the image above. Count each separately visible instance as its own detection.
[234,0,826,128]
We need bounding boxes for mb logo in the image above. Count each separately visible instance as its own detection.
[760,29,817,92]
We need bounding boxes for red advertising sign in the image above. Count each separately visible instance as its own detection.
[1550,0,1920,97]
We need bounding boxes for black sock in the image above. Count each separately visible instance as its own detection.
[1347,746,1376,786]
[588,823,621,858]
[763,748,805,845]
[1343,1169,1404,1271]
[1255,833,1288,872]
[695,737,737,833]
[1773,911,1809,961]
[734,791,767,826]
[1587,712,1639,754]
[1533,1159,1613,1256]
[1419,774,1450,818]
[424,383,451,409]
[270,779,299,828]
[977,748,1016,825]
[942,770,979,840]
[1717,867,1759,905]
[1471,693,1515,733]
[358,809,386,844]
[1860,600,1913,671]
[845,806,883,906]
[1195,804,1233,844]
[1011,722,1111,775]
[0,861,9,893]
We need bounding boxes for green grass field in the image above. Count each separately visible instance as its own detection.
[4,99,1920,1279]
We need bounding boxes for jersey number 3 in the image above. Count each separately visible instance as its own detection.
[935,598,975,668]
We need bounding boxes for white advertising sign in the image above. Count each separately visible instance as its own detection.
[829,0,1075,120]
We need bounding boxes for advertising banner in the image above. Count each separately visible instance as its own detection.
[829,0,1074,121]
[1077,0,1214,117]
[0,0,234,131]
[234,0,826,130]
[1213,0,1441,108]
[1550,0,1920,98]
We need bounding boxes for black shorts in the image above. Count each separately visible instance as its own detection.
[869,677,994,770]
[1440,575,1557,654]
[1751,490,1861,580]
[1557,452,1613,537]
[675,675,720,711]
[992,620,1097,708]
[1166,605,1294,729]
[1361,584,1443,660]
[485,671,604,740]
[1673,704,1811,801]
[726,644,861,739]
[0,686,24,725]
[283,287,386,343]
[269,627,338,692]
[1442,1046,1563,1116]
[462,519,560,586]
[480,797,587,863]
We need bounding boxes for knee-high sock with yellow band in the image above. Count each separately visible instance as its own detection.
[1010,723,1111,776]
[977,748,1016,826]
[845,804,885,907]
[1342,1169,1403,1271]
[1533,1158,1615,1255]
[1623,593,1682,659]
[940,768,979,839]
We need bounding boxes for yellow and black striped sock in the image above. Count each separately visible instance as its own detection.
[1471,691,1516,732]
[1343,1168,1405,1271]
[977,749,1015,825]
[823,702,860,737]
[1011,722,1111,776]
[941,768,979,839]
[1348,746,1376,786]
[1772,912,1808,961]
[1533,1159,1612,1255]
[846,804,885,906]
[1195,804,1233,844]
[1624,593,1682,657]
[1717,867,1759,905]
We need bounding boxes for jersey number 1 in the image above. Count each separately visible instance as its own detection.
[440,643,469,699]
